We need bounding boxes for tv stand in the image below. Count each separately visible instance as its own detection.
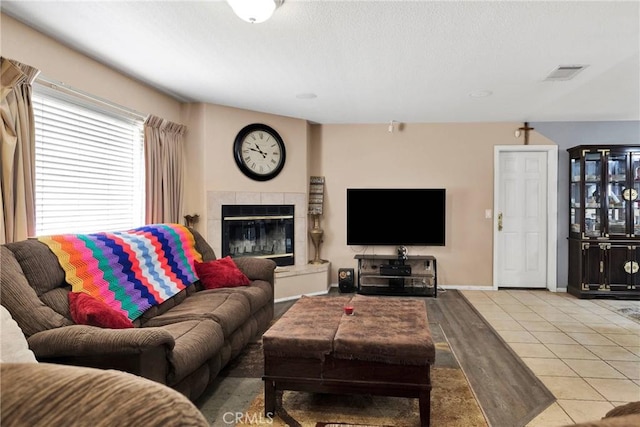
[355,254,437,298]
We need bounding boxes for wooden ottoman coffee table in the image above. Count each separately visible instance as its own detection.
[262,294,436,427]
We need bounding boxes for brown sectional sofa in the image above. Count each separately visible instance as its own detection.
[0,228,276,401]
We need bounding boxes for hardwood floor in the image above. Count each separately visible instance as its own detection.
[424,290,554,427]
[300,288,555,427]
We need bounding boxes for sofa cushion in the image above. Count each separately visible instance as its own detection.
[4,239,66,295]
[39,287,72,320]
[233,257,276,283]
[195,257,250,290]
[142,291,252,338]
[191,229,216,262]
[157,320,225,386]
[0,246,73,337]
[69,292,134,329]
[138,287,194,324]
[211,280,272,315]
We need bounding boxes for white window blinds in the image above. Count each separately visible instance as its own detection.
[33,83,145,235]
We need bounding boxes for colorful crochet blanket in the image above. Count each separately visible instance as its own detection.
[38,223,202,321]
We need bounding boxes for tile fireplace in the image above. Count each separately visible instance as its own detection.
[208,191,329,302]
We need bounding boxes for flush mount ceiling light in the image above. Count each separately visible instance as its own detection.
[226,0,283,23]
[468,90,493,98]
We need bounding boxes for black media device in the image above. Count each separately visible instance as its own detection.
[346,188,446,246]
[380,264,412,276]
[338,268,355,293]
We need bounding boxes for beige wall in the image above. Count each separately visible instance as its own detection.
[311,123,553,286]
[1,13,182,123]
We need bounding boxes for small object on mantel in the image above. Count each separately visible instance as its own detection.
[184,214,199,228]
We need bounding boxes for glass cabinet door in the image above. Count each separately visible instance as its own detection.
[606,153,628,238]
[632,153,640,237]
[584,152,602,238]
[570,157,581,235]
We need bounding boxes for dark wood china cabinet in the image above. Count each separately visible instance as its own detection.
[568,145,640,299]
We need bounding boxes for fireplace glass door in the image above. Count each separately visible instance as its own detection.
[222,205,294,266]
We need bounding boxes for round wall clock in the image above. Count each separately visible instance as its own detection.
[233,123,286,181]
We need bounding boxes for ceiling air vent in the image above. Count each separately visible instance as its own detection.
[544,65,587,81]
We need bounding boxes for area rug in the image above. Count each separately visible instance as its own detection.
[236,367,486,427]
[316,424,390,427]
[316,424,389,427]
[233,324,488,427]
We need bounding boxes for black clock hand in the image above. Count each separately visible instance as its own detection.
[247,148,267,159]
[253,143,267,158]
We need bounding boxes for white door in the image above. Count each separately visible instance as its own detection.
[494,146,558,290]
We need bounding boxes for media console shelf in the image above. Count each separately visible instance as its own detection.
[355,254,437,298]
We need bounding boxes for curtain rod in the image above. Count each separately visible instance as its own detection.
[35,75,148,121]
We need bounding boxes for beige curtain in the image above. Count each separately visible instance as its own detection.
[144,115,187,224]
[0,57,39,244]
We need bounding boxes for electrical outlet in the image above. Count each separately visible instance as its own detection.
[485,209,492,219]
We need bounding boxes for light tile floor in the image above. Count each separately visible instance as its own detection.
[461,289,640,426]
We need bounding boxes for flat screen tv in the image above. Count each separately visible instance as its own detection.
[346,188,446,246]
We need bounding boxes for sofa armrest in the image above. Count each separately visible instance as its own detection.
[234,257,277,285]
[27,325,175,383]
[1,363,209,427]
[27,325,175,357]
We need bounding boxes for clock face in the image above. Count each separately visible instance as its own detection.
[233,124,286,181]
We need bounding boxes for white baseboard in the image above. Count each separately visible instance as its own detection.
[440,285,494,291]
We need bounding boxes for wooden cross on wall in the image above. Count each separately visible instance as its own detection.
[517,122,534,145]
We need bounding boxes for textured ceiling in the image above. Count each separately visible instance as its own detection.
[2,0,639,124]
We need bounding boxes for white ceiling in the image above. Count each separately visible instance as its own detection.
[2,0,639,124]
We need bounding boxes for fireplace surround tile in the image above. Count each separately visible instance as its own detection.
[285,193,306,215]
[259,192,285,205]
[236,192,263,205]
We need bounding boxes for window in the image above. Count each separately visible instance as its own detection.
[33,82,145,235]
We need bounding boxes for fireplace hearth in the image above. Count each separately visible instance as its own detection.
[221,205,295,266]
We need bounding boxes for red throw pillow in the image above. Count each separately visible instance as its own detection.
[195,256,251,290]
[68,292,134,329]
